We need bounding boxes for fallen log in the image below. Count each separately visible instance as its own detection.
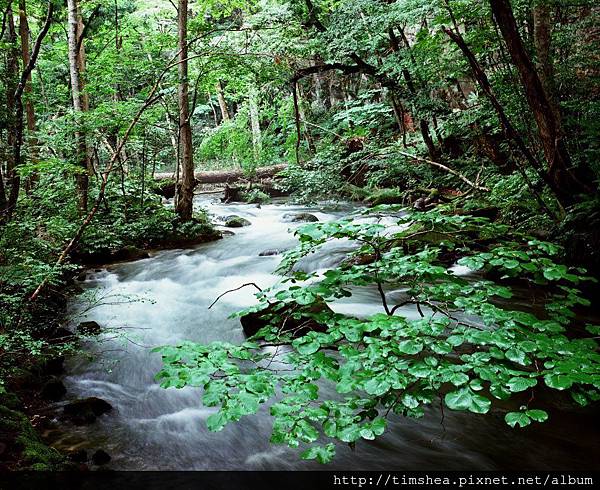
[154,164,287,185]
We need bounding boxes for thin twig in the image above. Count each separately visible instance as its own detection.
[208,282,263,309]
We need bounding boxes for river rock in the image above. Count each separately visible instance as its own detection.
[41,356,65,376]
[224,216,251,227]
[40,377,67,401]
[48,327,75,344]
[413,197,437,211]
[282,212,319,223]
[92,449,111,465]
[341,252,376,267]
[63,397,113,426]
[240,299,332,338]
[258,248,288,257]
[67,449,88,463]
[112,246,150,262]
[77,321,102,336]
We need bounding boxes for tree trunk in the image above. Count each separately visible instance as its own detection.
[67,0,89,212]
[216,80,230,122]
[207,91,219,126]
[532,3,559,122]
[490,0,591,203]
[18,0,37,169]
[248,85,262,160]
[175,0,194,221]
[4,3,18,185]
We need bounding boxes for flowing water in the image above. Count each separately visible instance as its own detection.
[50,198,599,470]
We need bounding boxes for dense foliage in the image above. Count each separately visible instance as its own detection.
[0,0,598,469]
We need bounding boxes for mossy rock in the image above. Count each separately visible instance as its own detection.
[224,216,251,228]
[63,397,113,426]
[0,402,64,470]
[282,213,319,223]
[241,190,271,204]
[365,188,404,206]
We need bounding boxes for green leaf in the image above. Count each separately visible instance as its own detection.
[525,409,548,422]
[544,374,573,390]
[398,340,423,354]
[506,377,537,392]
[505,348,527,365]
[505,411,531,428]
[206,411,227,432]
[363,377,391,396]
[300,444,336,464]
[296,340,320,355]
[338,424,361,443]
[444,387,491,414]
[448,372,470,386]
[237,391,260,415]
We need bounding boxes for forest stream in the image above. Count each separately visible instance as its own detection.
[46,197,599,470]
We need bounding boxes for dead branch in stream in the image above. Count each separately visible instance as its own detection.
[208,283,264,309]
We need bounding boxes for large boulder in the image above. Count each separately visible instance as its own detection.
[224,215,251,228]
[76,321,102,336]
[112,246,150,262]
[282,213,319,223]
[40,378,67,402]
[67,449,88,463]
[41,356,65,376]
[63,397,113,426]
[92,449,111,465]
[240,299,333,338]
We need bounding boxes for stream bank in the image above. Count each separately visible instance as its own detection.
[0,205,222,470]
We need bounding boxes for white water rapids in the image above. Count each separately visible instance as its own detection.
[49,198,599,470]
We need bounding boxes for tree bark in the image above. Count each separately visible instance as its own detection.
[67,0,89,212]
[4,3,18,184]
[532,3,559,122]
[216,80,230,122]
[18,0,37,167]
[248,85,262,160]
[490,0,591,204]
[175,0,194,221]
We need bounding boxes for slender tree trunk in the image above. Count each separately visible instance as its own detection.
[18,0,37,164]
[4,3,18,184]
[248,85,262,160]
[207,91,219,126]
[490,0,592,203]
[216,80,230,122]
[0,166,6,211]
[175,0,194,221]
[67,0,89,212]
